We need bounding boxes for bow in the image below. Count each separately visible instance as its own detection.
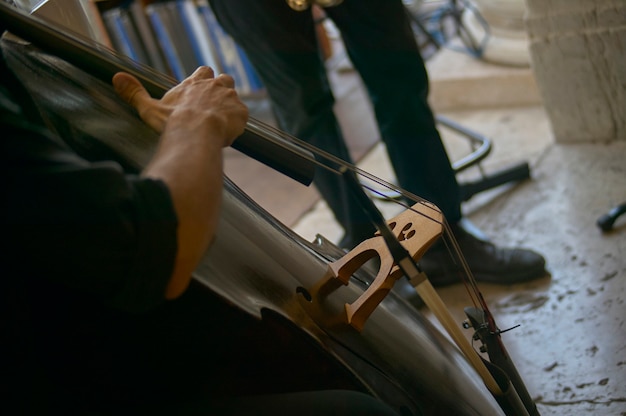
[301,167,540,415]
[0,3,538,414]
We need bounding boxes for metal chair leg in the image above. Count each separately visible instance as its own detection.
[597,202,626,232]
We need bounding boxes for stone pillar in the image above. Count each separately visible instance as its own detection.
[524,0,626,142]
[463,0,531,67]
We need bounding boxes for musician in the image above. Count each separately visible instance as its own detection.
[0,36,397,415]
[207,0,548,285]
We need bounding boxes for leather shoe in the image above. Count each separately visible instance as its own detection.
[419,221,547,286]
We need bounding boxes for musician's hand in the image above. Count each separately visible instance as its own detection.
[113,67,249,299]
[112,67,248,148]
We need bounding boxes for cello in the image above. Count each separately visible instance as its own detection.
[0,3,537,415]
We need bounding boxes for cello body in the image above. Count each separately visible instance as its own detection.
[2,33,505,416]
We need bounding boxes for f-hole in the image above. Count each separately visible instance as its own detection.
[398,223,415,241]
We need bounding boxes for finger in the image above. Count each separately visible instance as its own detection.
[189,66,215,79]
[112,72,152,109]
[215,73,235,89]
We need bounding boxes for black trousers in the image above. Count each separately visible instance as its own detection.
[209,0,462,247]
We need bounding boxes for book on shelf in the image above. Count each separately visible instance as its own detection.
[175,0,220,72]
[127,0,169,73]
[196,0,263,96]
[102,6,150,65]
[144,1,193,80]
[145,1,200,81]
[99,0,263,95]
[101,0,170,74]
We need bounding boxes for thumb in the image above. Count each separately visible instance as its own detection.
[112,72,151,109]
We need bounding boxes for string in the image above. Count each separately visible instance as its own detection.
[0,2,448,234]
[251,121,492,320]
[0,1,498,334]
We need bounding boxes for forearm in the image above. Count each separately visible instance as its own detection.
[142,109,227,299]
[112,69,246,299]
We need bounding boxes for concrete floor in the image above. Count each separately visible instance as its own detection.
[284,47,626,415]
[228,28,626,413]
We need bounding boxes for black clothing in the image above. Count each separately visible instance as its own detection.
[1,51,179,413]
[1,50,178,313]
[208,0,463,248]
[0,48,398,416]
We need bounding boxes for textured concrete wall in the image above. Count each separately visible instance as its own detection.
[525,0,626,142]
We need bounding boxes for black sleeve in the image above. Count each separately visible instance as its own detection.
[3,99,178,313]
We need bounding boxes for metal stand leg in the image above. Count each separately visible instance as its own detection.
[597,202,626,232]
[366,115,531,202]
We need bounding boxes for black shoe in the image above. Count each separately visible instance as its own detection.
[419,221,547,286]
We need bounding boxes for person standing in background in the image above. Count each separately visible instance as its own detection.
[206,0,547,285]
